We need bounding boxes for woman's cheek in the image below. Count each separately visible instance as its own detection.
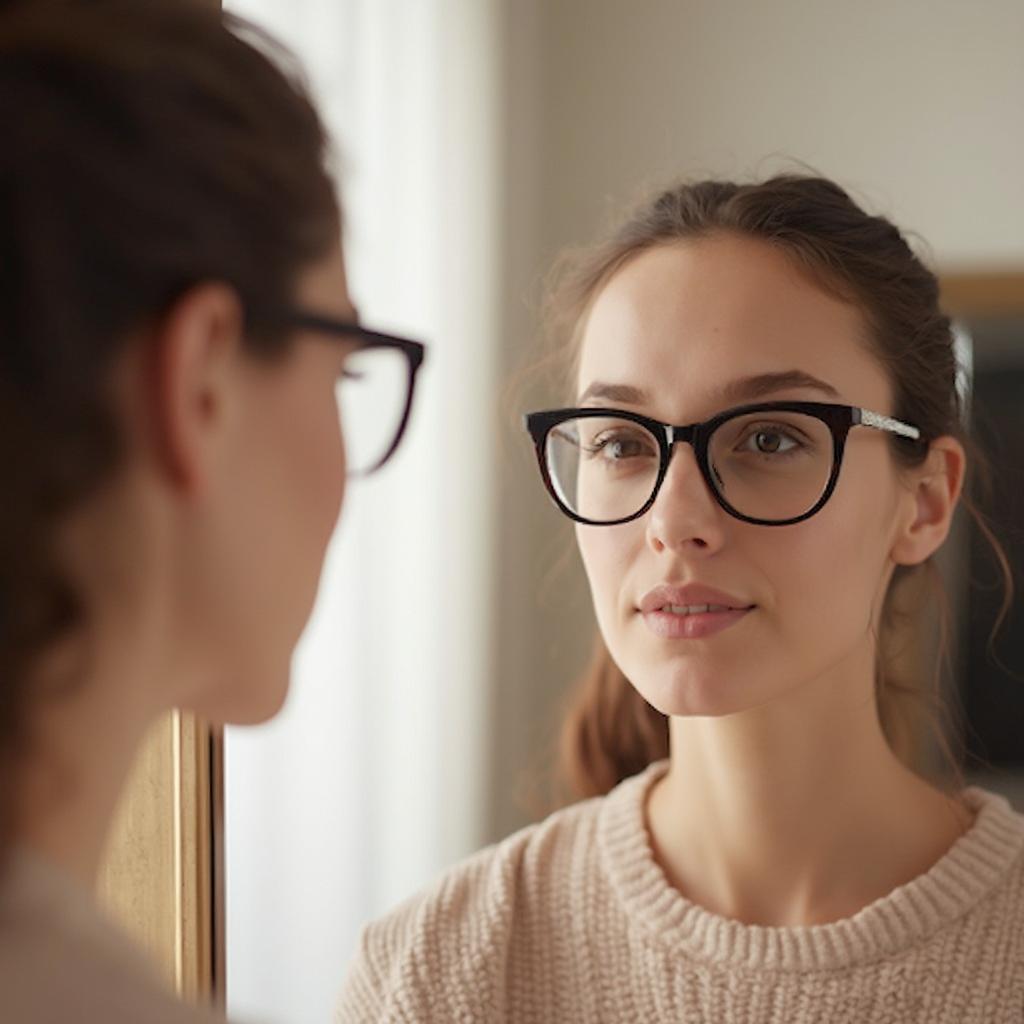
[577,524,635,630]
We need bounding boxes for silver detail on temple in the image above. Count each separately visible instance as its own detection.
[860,409,921,440]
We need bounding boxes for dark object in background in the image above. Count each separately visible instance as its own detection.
[961,317,1024,769]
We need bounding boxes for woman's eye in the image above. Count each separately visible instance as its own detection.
[588,432,655,460]
[740,428,800,455]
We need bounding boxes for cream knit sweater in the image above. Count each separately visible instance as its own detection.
[336,761,1024,1023]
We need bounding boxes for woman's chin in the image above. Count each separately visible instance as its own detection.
[181,669,292,727]
[633,666,753,719]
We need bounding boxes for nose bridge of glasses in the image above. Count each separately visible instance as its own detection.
[666,422,698,445]
[665,423,700,462]
[659,423,711,494]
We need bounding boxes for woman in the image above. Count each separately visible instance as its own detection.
[0,0,423,1020]
[337,176,1023,1023]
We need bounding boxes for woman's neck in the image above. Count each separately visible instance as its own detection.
[646,665,971,927]
[15,612,166,889]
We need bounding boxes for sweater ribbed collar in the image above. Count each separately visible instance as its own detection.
[597,760,1024,971]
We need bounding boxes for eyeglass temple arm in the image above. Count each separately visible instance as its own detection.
[857,408,922,441]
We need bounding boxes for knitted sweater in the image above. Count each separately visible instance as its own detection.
[336,761,1024,1023]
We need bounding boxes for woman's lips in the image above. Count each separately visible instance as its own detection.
[637,584,755,640]
[641,604,753,640]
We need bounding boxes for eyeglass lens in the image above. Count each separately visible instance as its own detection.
[336,346,412,475]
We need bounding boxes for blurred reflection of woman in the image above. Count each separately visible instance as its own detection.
[337,175,1023,1023]
[0,1,423,1020]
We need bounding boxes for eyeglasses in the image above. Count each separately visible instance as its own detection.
[524,400,926,527]
[270,309,426,476]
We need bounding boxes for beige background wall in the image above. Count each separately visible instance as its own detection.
[486,0,1024,841]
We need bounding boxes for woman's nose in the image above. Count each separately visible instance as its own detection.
[644,442,727,555]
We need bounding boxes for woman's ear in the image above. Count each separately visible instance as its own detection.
[890,436,966,567]
[148,281,245,495]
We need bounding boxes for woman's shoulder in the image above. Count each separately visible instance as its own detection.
[961,784,1024,891]
[335,784,629,1023]
[368,789,607,947]
[1,850,223,1023]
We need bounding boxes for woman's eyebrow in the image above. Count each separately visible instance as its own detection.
[577,381,648,405]
[576,371,838,408]
[717,370,840,403]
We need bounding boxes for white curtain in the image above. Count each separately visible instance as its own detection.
[221,3,499,1021]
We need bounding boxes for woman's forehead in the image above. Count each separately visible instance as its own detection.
[576,237,889,414]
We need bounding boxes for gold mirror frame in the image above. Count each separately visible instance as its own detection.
[97,715,223,1011]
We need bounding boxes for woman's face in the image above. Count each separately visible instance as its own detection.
[180,245,355,724]
[574,233,919,718]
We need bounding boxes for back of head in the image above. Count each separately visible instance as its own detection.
[0,0,340,854]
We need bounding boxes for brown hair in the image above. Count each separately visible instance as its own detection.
[545,175,1012,801]
[0,0,340,853]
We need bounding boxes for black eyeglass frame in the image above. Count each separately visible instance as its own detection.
[524,400,926,528]
[267,308,427,475]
